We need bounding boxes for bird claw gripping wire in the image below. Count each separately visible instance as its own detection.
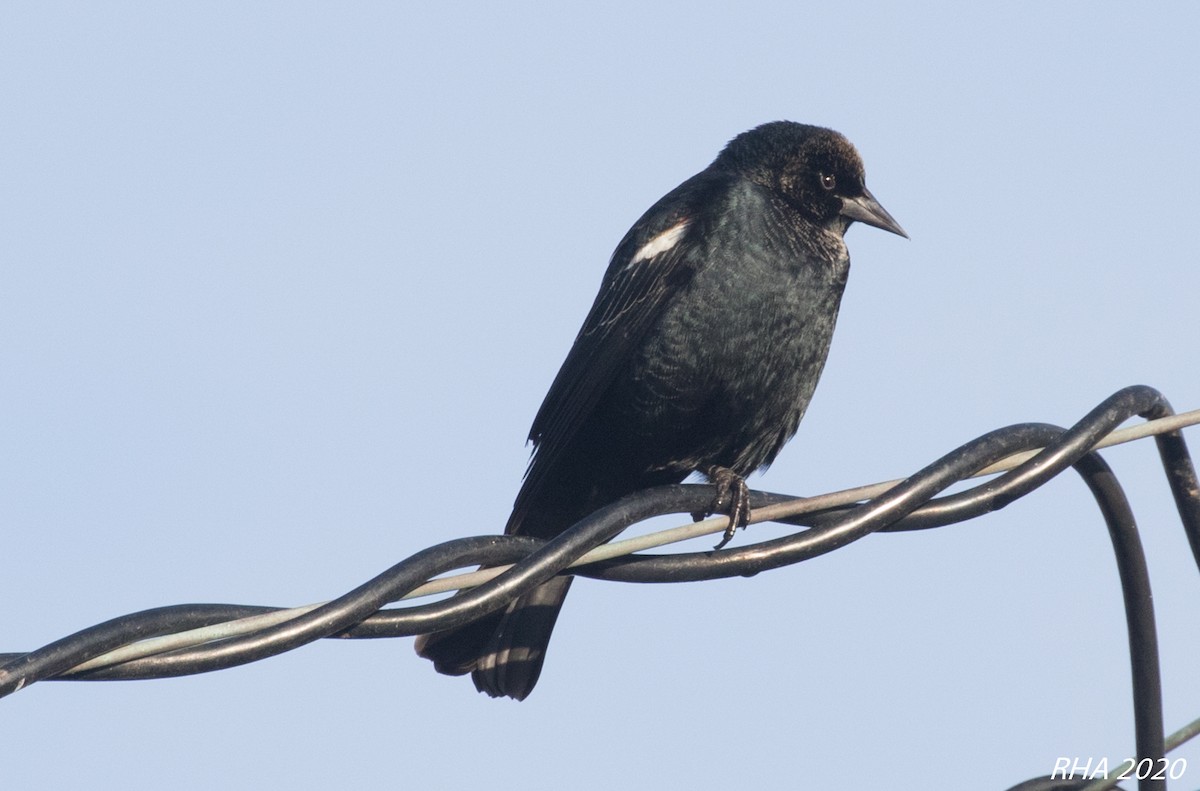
[694,466,752,549]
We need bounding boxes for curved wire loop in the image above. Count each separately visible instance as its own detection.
[2,386,1197,791]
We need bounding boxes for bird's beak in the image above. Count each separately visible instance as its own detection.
[840,187,908,238]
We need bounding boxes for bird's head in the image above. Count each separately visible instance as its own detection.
[718,121,907,239]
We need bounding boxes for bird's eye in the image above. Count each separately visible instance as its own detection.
[819,174,837,191]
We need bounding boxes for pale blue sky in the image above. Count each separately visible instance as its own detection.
[3,4,1199,789]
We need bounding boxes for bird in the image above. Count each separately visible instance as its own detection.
[415,121,906,700]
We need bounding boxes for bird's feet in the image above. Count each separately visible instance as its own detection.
[691,466,751,550]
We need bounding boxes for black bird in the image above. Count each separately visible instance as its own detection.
[415,121,906,699]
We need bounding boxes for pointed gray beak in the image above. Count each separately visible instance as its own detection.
[840,186,908,238]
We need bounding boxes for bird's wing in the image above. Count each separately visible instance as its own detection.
[509,171,731,530]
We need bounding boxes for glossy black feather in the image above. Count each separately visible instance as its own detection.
[415,121,905,699]
[513,172,721,536]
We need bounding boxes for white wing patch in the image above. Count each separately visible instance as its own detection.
[627,219,690,269]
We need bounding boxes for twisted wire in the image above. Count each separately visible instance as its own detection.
[2,386,1198,791]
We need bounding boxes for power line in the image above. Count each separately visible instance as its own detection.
[1,385,1197,791]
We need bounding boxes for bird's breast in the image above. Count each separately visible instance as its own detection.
[622,241,849,473]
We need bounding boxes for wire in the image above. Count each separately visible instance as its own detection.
[8,398,1197,681]
[400,408,1200,595]
[1,386,1197,791]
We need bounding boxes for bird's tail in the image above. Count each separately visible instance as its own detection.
[416,449,641,699]
[413,575,573,701]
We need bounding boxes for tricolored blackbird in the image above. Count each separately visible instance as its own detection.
[416,121,906,699]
